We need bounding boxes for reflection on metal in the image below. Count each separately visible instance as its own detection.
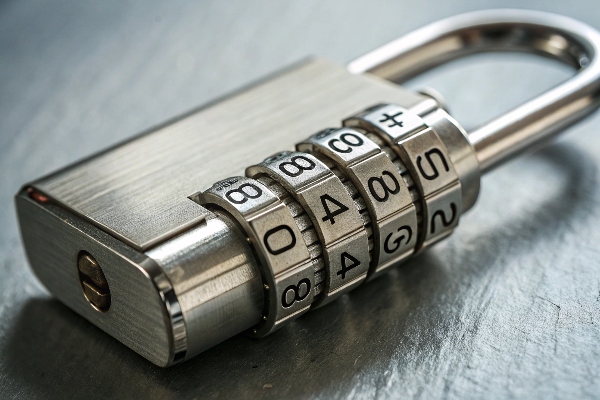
[349,9,600,172]
[15,10,600,367]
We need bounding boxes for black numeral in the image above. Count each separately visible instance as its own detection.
[430,203,457,234]
[384,225,412,254]
[263,225,296,255]
[225,183,262,204]
[281,278,311,308]
[279,155,316,177]
[367,171,400,202]
[328,132,364,153]
[416,148,449,181]
[320,194,349,225]
[337,252,360,279]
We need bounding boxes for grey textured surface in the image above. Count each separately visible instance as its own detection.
[2,1,600,399]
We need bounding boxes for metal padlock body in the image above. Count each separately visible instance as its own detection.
[18,60,472,366]
[16,10,600,366]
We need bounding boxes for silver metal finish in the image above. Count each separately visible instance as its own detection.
[421,183,461,246]
[344,103,477,213]
[16,193,177,367]
[348,9,600,173]
[146,211,264,357]
[398,128,459,196]
[254,175,327,296]
[422,109,480,213]
[13,8,600,372]
[17,60,431,366]
[345,104,463,246]
[396,129,462,245]
[6,4,600,399]
[297,128,417,275]
[30,60,428,252]
[247,152,370,304]
[199,177,313,335]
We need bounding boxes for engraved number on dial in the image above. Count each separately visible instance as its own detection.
[225,183,262,204]
[263,225,297,255]
[430,203,457,234]
[328,132,364,153]
[281,278,311,308]
[279,155,316,177]
[416,148,449,181]
[320,194,349,225]
[337,252,361,279]
[384,226,413,254]
[367,171,400,202]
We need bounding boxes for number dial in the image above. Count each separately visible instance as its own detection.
[423,183,461,246]
[396,128,458,196]
[298,128,418,275]
[344,104,462,247]
[199,176,314,336]
[247,152,369,304]
[396,130,462,245]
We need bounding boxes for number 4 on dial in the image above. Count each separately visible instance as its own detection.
[320,194,349,224]
[337,252,360,279]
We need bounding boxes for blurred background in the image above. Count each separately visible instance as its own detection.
[1,1,600,399]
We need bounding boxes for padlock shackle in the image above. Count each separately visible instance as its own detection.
[348,9,600,172]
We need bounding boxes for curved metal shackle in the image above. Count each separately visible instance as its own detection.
[348,9,600,173]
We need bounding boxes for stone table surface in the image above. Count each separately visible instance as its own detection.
[1,1,599,399]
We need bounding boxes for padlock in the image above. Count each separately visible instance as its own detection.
[15,10,600,367]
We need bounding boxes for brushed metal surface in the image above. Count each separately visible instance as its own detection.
[32,60,427,251]
[146,212,265,359]
[3,1,600,399]
[18,187,268,366]
[21,60,437,364]
[15,193,174,366]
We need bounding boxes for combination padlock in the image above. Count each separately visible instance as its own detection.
[16,9,600,367]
